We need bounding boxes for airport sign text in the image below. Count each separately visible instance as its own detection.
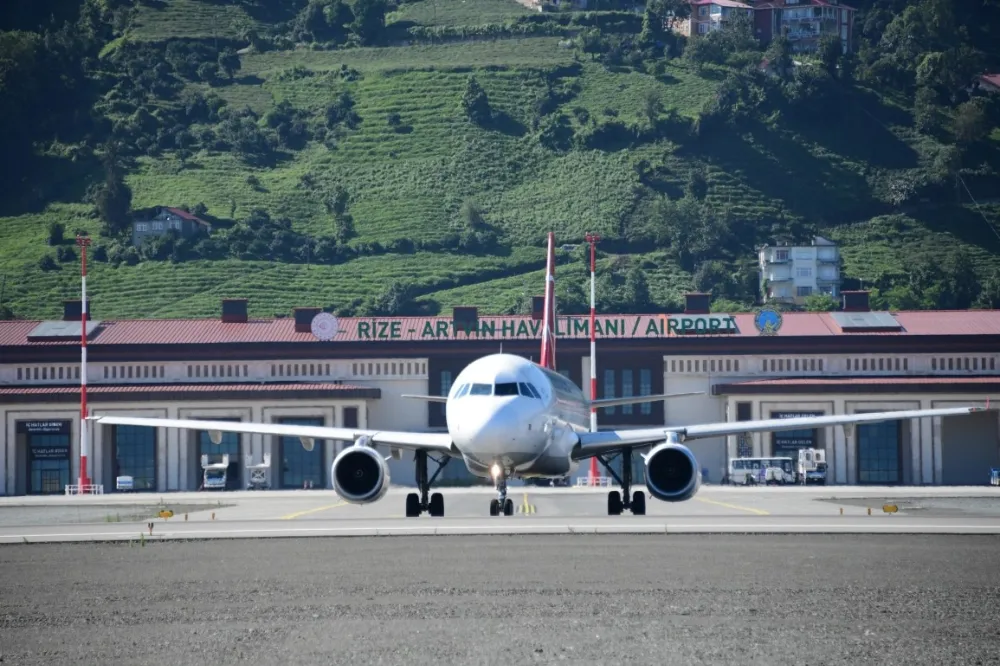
[353,314,738,340]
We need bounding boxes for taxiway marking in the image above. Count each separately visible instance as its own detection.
[696,496,770,515]
[280,502,349,520]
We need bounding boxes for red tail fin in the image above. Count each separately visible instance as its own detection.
[540,232,556,370]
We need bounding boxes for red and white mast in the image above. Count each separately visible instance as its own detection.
[585,233,600,485]
[585,233,600,433]
[76,235,92,491]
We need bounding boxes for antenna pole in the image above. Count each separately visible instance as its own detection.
[76,235,92,491]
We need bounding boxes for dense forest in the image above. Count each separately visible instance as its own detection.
[1,0,998,320]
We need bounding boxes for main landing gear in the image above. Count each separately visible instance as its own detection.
[405,450,450,517]
[489,464,514,516]
[594,448,646,516]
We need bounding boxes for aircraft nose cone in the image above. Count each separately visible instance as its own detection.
[457,400,523,456]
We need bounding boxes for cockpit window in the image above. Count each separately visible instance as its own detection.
[454,384,470,398]
[468,383,492,396]
[519,382,541,399]
[494,382,519,396]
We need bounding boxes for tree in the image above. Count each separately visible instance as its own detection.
[804,293,839,311]
[817,33,841,77]
[462,76,491,125]
[954,100,989,146]
[350,0,386,46]
[217,49,241,81]
[763,35,793,80]
[642,89,662,130]
[622,267,651,312]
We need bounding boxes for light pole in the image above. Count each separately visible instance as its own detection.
[584,233,600,485]
[76,235,92,491]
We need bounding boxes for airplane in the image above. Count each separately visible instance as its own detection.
[89,232,993,518]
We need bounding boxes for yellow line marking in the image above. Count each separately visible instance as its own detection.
[519,493,536,515]
[695,497,770,516]
[280,502,348,520]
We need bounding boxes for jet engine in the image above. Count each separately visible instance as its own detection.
[643,442,700,502]
[331,440,391,504]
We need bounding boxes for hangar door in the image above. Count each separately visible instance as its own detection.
[941,410,999,485]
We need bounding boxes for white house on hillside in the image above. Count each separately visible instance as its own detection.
[758,236,841,305]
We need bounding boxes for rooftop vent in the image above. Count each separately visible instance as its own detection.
[842,290,870,312]
[221,299,248,323]
[293,307,321,333]
[453,306,478,333]
[62,300,91,322]
[684,292,711,315]
[531,296,545,321]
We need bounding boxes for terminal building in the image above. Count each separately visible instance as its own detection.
[1,291,999,496]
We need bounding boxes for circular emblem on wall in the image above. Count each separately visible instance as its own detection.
[310,312,339,341]
[753,308,782,336]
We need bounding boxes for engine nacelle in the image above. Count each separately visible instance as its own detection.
[644,442,701,503]
[331,443,390,504]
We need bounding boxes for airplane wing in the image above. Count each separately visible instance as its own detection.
[589,392,704,408]
[87,415,458,457]
[401,394,449,403]
[571,405,990,460]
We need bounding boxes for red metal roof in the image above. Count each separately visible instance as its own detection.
[1,310,999,347]
[164,207,211,227]
[718,377,1000,387]
[753,0,855,9]
[0,382,372,396]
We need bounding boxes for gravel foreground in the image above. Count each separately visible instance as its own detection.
[2,535,999,665]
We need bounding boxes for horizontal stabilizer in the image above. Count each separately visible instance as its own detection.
[401,394,449,403]
[589,392,705,408]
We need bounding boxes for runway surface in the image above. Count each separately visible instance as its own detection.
[2,534,999,665]
[1,485,999,542]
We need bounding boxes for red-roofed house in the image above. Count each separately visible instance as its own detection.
[131,206,212,248]
[977,74,1000,93]
[2,292,999,496]
[753,0,856,53]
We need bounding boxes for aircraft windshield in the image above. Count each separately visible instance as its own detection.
[495,383,519,396]
[468,383,492,396]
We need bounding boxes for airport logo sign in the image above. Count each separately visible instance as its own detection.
[753,308,782,336]
[310,312,339,341]
[312,313,740,341]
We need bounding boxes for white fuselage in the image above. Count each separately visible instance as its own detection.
[444,354,590,479]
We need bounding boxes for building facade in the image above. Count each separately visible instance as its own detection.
[681,0,754,38]
[2,293,999,496]
[752,0,856,54]
[758,236,841,305]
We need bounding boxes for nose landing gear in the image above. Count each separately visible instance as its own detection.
[489,463,514,516]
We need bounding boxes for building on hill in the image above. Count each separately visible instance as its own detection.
[677,0,855,54]
[1,292,999,496]
[752,0,856,54]
[758,235,841,305]
[131,207,211,248]
[675,0,754,39]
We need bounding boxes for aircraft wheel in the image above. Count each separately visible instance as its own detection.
[429,492,444,517]
[503,498,514,516]
[607,490,622,516]
[405,492,421,517]
[631,491,646,516]
[489,499,499,516]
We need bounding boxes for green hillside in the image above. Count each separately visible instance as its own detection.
[1,0,999,322]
